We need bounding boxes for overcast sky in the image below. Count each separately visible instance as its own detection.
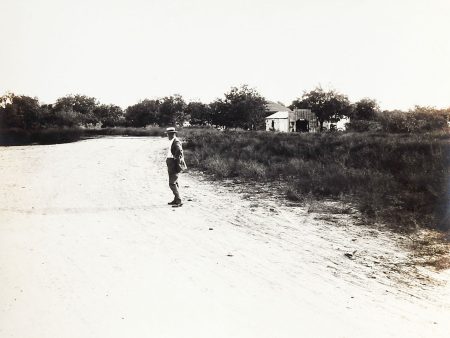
[1,0,449,110]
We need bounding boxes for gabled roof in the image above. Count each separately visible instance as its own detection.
[266,111,289,119]
[266,101,292,113]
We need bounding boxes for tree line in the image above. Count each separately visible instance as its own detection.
[0,85,268,130]
[1,85,448,132]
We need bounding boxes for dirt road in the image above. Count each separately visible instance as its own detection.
[1,137,449,338]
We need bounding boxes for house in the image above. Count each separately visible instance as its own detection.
[265,111,290,132]
[265,108,320,132]
[265,101,294,132]
[265,101,292,114]
[265,104,350,132]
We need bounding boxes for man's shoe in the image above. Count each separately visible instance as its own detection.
[172,200,183,207]
[168,200,177,205]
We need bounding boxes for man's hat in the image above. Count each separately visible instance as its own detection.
[165,127,177,134]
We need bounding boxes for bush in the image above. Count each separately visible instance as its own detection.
[30,128,84,144]
[0,128,31,145]
[203,155,234,178]
[84,126,166,137]
[0,128,84,145]
[377,108,448,133]
[0,126,167,146]
[45,110,84,127]
[346,120,382,132]
[235,159,266,179]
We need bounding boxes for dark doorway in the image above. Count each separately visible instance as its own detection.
[296,119,309,132]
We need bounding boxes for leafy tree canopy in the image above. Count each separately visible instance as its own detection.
[0,93,42,129]
[125,99,160,127]
[210,85,267,129]
[53,94,99,126]
[157,95,186,126]
[93,104,123,128]
[352,98,379,120]
[185,102,212,126]
[290,86,352,130]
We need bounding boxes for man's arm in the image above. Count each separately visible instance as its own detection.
[172,139,183,159]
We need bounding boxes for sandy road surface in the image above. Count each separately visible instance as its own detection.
[1,137,449,338]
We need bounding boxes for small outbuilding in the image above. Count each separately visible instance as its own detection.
[265,106,349,132]
[265,108,318,132]
[265,111,290,132]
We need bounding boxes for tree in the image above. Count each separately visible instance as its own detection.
[352,98,379,120]
[209,99,228,128]
[0,93,43,129]
[185,101,212,126]
[210,85,267,129]
[157,95,186,126]
[38,102,84,127]
[290,87,352,131]
[125,99,160,127]
[125,95,187,127]
[377,106,449,133]
[93,104,123,127]
[53,94,99,126]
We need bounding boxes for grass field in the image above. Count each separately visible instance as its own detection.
[180,129,450,233]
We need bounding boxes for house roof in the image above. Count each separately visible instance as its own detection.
[266,111,289,119]
[266,101,292,113]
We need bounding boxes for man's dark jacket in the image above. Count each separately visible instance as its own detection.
[167,137,183,174]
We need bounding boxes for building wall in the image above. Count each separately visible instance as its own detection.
[265,118,289,132]
[290,109,319,132]
[266,109,350,133]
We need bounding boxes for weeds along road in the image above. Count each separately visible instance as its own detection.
[0,136,449,338]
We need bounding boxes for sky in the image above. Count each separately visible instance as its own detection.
[1,0,449,110]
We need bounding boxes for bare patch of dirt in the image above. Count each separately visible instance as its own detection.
[1,137,449,338]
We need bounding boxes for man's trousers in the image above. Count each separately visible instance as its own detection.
[166,158,181,201]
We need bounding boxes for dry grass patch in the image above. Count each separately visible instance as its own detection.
[182,128,450,234]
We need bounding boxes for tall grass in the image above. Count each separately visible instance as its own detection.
[0,126,166,145]
[0,128,84,145]
[180,129,450,233]
[84,126,166,137]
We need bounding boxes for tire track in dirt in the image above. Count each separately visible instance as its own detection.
[1,137,449,338]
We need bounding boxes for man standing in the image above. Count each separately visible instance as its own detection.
[165,127,183,206]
